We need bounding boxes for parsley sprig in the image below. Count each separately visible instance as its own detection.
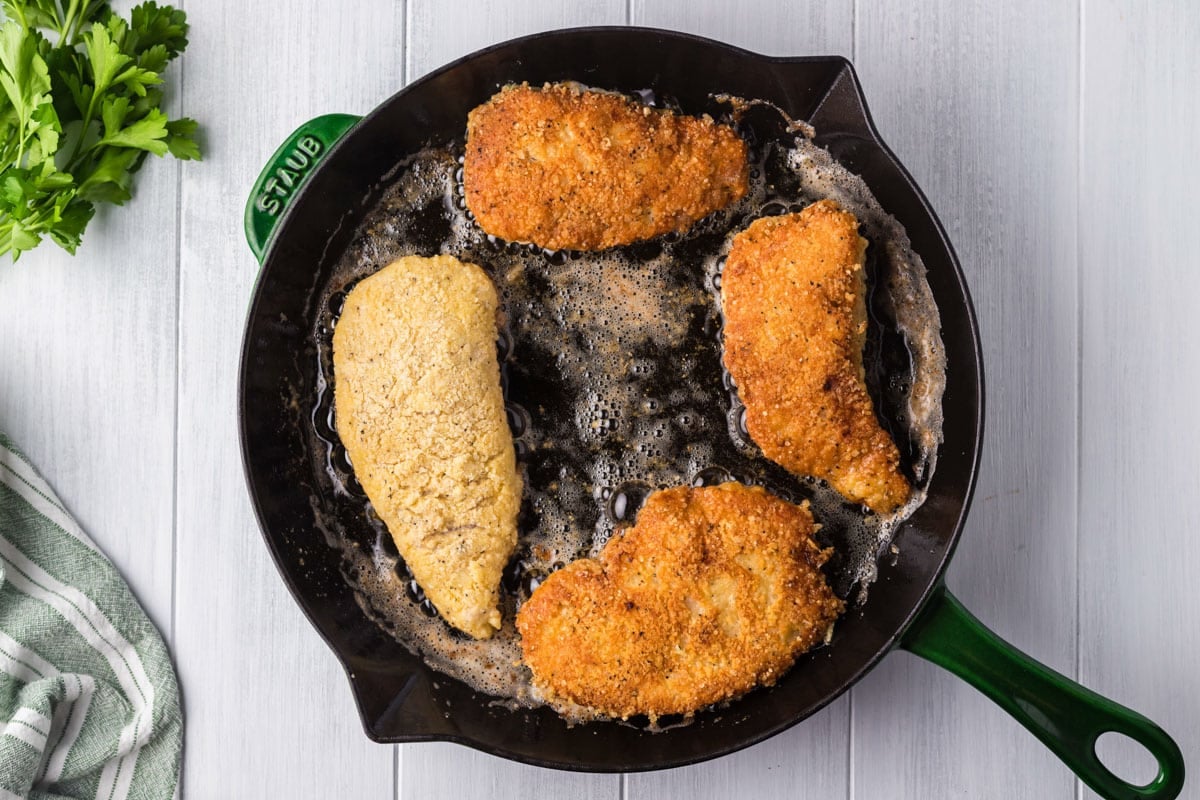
[0,0,197,259]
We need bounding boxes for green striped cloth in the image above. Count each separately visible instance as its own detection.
[0,432,181,799]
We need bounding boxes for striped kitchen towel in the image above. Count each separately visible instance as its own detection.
[0,432,181,799]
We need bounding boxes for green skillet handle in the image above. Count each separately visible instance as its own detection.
[901,586,1185,800]
[243,113,362,264]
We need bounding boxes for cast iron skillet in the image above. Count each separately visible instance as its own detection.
[238,27,1184,799]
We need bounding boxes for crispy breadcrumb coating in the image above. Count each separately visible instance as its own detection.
[464,82,748,251]
[721,200,910,514]
[516,484,842,719]
[333,255,520,639]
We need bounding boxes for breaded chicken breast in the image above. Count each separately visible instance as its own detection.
[464,82,748,251]
[516,483,842,720]
[333,255,521,639]
[721,200,910,514]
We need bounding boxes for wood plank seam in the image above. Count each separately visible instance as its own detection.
[1073,2,1084,800]
[169,0,188,653]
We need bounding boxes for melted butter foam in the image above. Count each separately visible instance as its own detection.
[305,97,947,713]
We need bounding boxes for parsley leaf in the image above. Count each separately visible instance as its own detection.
[0,0,197,260]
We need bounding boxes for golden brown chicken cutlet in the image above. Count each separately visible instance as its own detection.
[721,200,910,514]
[464,82,749,251]
[333,255,521,639]
[516,483,843,720]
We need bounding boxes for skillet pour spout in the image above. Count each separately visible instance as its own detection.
[237,26,1184,797]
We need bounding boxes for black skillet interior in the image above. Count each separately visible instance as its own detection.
[238,27,983,771]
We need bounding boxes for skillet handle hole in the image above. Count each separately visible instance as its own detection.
[1095,730,1162,788]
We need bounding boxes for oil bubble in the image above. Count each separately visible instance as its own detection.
[609,482,652,524]
[505,403,529,437]
[691,466,733,487]
[328,290,347,318]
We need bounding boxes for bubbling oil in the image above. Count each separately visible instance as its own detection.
[306,95,946,710]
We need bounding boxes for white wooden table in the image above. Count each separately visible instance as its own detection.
[0,0,1195,797]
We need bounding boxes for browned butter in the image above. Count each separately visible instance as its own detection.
[305,95,946,715]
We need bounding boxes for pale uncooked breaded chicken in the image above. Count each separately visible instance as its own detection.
[464,83,749,251]
[333,255,521,639]
[516,484,843,720]
[721,200,910,514]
